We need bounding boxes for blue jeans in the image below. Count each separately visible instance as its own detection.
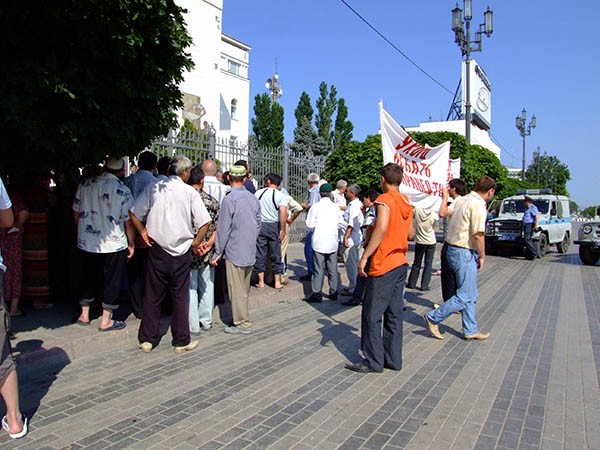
[189,265,215,333]
[304,231,315,275]
[426,245,479,336]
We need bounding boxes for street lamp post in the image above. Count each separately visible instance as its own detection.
[515,108,536,181]
[451,1,493,144]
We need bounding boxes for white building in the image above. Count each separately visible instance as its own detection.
[176,0,251,146]
[405,119,501,158]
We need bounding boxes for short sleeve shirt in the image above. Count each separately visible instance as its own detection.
[523,204,539,224]
[0,178,12,271]
[255,187,288,223]
[445,191,487,250]
[344,198,364,246]
[73,173,133,253]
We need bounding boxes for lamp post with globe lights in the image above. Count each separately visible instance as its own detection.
[451,1,493,144]
[515,108,536,181]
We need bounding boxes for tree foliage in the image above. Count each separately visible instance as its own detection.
[582,206,600,218]
[525,153,571,196]
[0,0,193,174]
[314,82,337,154]
[294,92,314,129]
[250,93,284,149]
[324,135,383,191]
[333,98,354,153]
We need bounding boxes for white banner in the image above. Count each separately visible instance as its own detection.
[379,102,450,209]
[449,158,461,180]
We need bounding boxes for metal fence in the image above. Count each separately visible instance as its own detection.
[149,130,326,242]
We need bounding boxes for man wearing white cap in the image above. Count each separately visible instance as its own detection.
[73,156,135,332]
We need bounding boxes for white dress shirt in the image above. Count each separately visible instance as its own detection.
[344,197,364,247]
[131,176,211,256]
[306,197,342,254]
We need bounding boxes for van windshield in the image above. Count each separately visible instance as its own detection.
[501,199,549,214]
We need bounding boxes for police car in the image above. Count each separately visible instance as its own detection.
[574,207,600,265]
[485,189,572,257]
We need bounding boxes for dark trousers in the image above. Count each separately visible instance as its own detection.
[138,244,191,347]
[79,249,127,310]
[254,222,283,274]
[440,242,457,301]
[351,257,371,303]
[407,243,436,290]
[127,247,148,318]
[361,264,407,372]
[214,259,228,305]
[523,223,538,259]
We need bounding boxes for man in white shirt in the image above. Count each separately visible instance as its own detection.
[304,183,341,303]
[300,173,321,280]
[254,173,288,290]
[201,159,229,205]
[73,157,135,332]
[341,184,364,296]
[331,180,348,263]
[129,155,211,353]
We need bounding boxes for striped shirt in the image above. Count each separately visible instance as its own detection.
[203,176,229,205]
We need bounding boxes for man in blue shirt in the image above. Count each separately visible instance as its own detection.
[522,195,540,260]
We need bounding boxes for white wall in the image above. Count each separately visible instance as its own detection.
[405,120,501,158]
[175,0,250,144]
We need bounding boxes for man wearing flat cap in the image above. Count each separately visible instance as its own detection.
[211,165,261,334]
[522,195,540,260]
[304,183,342,302]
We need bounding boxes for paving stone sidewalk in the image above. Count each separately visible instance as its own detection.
[1,244,598,450]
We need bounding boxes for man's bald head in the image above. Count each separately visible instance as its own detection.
[201,159,217,176]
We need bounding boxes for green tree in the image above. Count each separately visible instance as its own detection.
[291,117,318,155]
[569,200,579,212]
[0,0,193,174]
[525,153,571,196]
[250,93,284,149]
[294,91,314,129]
[314,82,337,154]
[324,135,383,191]
[333,98,354,152]
[582,206,599,218]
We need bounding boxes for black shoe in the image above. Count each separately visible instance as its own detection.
[341,299,361,306]
[418,286,430,291]
[345,361,381,373]
[405,284,416,289]
[299,274,312,281]
[304,294,322,303]
[326,293,338,301]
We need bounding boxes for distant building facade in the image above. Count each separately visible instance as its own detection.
[176,0,251,146]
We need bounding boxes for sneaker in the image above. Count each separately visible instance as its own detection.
[138,342,153,353]
[224,326,252,335]
[200,323,212,331]
[173,339,199,354]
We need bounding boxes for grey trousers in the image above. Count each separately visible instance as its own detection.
[312,251,339,297]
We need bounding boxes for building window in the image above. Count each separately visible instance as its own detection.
[227,60,240,76]
[231,99,237,120]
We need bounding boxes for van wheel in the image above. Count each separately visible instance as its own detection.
[579,246,600,266]
[557,233,570,254]
[536,233,548,257]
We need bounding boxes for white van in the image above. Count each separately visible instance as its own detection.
[485,189,572,257]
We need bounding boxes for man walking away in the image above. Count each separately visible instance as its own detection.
[304,183,341,303]
[130,156,211,353]
[211,165,261,335]
[254,173,288,290]
[423,176,496,341]
[345,163,413,373]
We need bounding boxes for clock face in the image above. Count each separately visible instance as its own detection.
[476,87,490,112]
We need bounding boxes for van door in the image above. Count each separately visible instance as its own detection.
[549,200,559,242]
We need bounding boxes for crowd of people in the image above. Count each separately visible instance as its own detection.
[0,149,500,439]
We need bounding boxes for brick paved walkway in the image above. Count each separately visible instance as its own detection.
[1,243,599,449]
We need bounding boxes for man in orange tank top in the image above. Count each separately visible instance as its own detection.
[345,163,414,373]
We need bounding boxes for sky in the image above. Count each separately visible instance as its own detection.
[221,0,599,207]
